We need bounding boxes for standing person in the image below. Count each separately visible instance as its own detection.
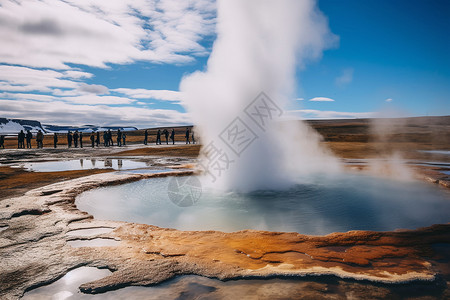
[103,131,108,147]
[170,128,175,145]
[156,129,161,145]
[0,135,5,149]
[144,129,148,145]
[73,131,79,148]
[185,127,190,144]
[108,129,114,146]
[122,132,126,146]
[79,132,83,148]
[53,133,58,148]
[117,129,122,147]
[163,129,169,145]
[18,130,25,149]
[96,131,100,147]
[26,130,32,149]
[36,130,43,148]
[90,131,95,148]
[67,131,72,148]
[192,130,195,144]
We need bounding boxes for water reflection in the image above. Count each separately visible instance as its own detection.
[76,173,450,235]
[22,267,445,299]
[18,159,150,172]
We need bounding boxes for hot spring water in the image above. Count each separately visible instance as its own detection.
[76,174,450,235]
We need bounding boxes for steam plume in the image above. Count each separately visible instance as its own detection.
[181,0,340,191]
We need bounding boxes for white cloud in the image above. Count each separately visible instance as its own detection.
[78,83,109,95]
[0,65,81,92]
[309,97,335,102]
[0,1,215,128]
[113,88,183,101]
[62,95,136,105]
[0,99,191,128]
[286,109,374,119]
[335,68,353,87]
[295,97,304,101]
[0,92,56,102]
[385,98,393,102]
[0,0,216,69]
[62,70,94,79]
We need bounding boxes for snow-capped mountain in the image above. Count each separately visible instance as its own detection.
[0,118,138,135]
[43,124,138,133]
[0,118,46,135]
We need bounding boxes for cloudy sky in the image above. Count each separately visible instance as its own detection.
[0,0,449,128]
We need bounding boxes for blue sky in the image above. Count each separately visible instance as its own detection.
[293,0,450,118]
[0,0,448,127]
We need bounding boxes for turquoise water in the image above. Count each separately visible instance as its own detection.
[76,173,450,235]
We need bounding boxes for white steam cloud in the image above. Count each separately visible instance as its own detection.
[181,0,340,192]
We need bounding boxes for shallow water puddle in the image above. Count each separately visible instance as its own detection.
[22,268,443,299]
[14,159,150,172]
[22,267,111,300]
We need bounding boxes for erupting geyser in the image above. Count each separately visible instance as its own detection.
[181,0,340,192]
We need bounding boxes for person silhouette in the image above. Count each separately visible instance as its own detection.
[73,131,79,148]
[192,131,195,144]
[67,131,72,148]
[26,130,32,149]
[0,135,4,149]
[117,129,122,147]
[90,131,95,148]
[144,129,148,145]
[170,128,175,145]
[18,130,25,149]
[103,131,108,147]
[36,130,43,148]
[156,129,162,145]
[53,133,58,148]
[122,132,126,146]
[163,129,169,145]
[185,127,190,144]
[96,131,100,147]
[108,129,113,146]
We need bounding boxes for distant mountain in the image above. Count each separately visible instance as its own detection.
[43,124,138,133]
[0,118,138,135]
[0,118,46,135]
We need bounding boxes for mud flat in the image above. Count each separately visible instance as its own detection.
[1,170,449,299]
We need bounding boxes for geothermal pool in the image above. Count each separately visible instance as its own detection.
[76,173,450,235]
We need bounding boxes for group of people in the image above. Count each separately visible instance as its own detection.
[101,129,126,147]
[154,128,175,145]
[66,129,127,148]
[152,128,195,145]
[1,127,196,149]
[16,130,45,149]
